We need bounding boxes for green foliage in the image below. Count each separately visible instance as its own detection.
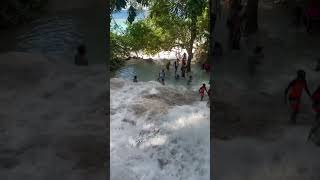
[196,6,209,41]
[126,20,160,55]
[111,0,209,58]
[110,0,209,70]
[110,32,130,71]
[194,40,208,64]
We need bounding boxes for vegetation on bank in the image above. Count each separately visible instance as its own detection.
[110,0,209,72]
[0,0,48,28]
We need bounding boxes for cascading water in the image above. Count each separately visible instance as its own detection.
[110,78,210,180]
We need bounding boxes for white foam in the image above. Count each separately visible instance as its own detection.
[110,78,210,180]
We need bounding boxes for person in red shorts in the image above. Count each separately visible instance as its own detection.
[199,84,208,101]
[308,86,320,140]
[285,70,312,124]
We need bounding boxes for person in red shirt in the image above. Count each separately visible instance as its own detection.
[308,86,320,140]
[199,84,208,101]
[285,70,312,124]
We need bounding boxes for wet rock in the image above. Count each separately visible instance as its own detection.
[122,118,136,126]
[0,157,19,169]
[158,159,170,169]
[0,52,49,89]
[110,78,125,89]
[310,126,320,146]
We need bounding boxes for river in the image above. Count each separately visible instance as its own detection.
[111,58,210,180]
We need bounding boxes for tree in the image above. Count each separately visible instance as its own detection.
[110,0,209,72]
[146,0,208,72]
[125,20,164,56]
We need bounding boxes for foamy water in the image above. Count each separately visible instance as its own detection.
[110,78,210,180]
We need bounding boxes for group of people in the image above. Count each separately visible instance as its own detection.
[284,70,320,140]
[173,53,188,78]
[158,53,190,85]
[133,52,211,102]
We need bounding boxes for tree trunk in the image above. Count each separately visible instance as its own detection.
[244,0,258,34]
[187,18,197,73]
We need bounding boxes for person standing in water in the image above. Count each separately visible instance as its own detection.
[159,69,166,85]
[187,75,192,85]
[308,85,320,140]
[166,61,171,71]
[199,84,208,101]
[174,60,178,74]
[182,53,187,66]
[181,64,186,78]
[177,58,180,65]
[74,44,88,66]
[133,75,138,82]
[285,70,312,124]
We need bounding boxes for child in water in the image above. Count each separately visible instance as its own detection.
[159,69,166,85]
[199,84,208,101]
[133,75,138,82]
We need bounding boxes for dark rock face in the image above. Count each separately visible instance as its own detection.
[0,0,48,28]
[310,125,320,146]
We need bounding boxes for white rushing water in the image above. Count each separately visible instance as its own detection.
[110,78,210,180]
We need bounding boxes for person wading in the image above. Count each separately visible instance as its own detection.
[133,75,138,82]
[285,70,312,124]
[199,84,208,101]
[166,61,171,71]
[159,69,166,85]
[174,60,178,74]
